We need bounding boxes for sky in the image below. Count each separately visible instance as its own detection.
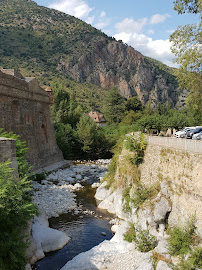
[34,0,199,67]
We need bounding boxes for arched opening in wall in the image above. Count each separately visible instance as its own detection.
[12,100,20,123]
[41,124,48,144]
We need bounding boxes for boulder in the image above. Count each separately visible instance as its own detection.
[95,181,111,201]
[160,181,172,198]
[156,260,172,270]
[134,252,153,270]
[32,221,70,255]
[154,197,171,224]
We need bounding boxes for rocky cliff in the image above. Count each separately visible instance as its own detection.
[0,0,181,108]
[58,39,179,107]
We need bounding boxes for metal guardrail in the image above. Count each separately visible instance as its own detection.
[147,136,202,154]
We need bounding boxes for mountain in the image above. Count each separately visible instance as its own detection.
[0,0,183,109]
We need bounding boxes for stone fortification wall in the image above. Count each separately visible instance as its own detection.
[0,137,18,178]
[140,137,202,234]
[0,70,63,170]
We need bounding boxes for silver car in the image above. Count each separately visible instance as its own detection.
[192,131,202,140]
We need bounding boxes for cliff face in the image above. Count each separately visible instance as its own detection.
[0,0,181,108]
[58,38,178,107]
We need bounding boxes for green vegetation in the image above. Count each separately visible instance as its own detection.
[167,218,200,256]
[124,133,147,165]
[123,182,159,212]
[0,134,37,269]
[0,129,31,178]
[124,223,156,252]
[102,87,125,124]
[170,0,202,124]
[173,246,202,270]
[123,222,137,242]
[103,138,124,188]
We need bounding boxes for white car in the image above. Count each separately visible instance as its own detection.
[192,131,202,140]
[174,127,196,138]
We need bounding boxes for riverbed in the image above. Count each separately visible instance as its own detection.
[32,161,114,270]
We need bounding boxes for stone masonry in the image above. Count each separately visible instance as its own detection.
[0,69,63,170]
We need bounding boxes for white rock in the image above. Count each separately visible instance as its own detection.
[95,181,111,201]
[156,260,172,270]
[32,220,70,257]
[154,239,169,255]
[111,224,120,233]
[134,252,153,270]
[154,197,171,224]
[73,183,84,190]
[91,182,100,188]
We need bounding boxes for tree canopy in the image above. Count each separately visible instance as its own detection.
[170,0,202,123]
[102,87,125,124]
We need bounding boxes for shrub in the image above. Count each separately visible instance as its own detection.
[123,223,136,242]
[0,129,31,178]
[124,133,147,165]
[168,218,199,256]
[104,138,123,188]
[0,161,37,270]
[135,228,157,252]
[131,183,157,209]
[174,247,202,270]
[122,186,132,213]
[124,223,156,252]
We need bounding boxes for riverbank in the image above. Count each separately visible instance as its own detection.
[27,160,112,269]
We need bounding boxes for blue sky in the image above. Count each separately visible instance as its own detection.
[34,0,199,67]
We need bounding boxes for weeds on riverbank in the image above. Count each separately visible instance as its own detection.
[167,217,200,256]
[124,223,156,252]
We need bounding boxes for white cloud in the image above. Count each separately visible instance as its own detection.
[49,0,93,18]
[100,11,106,18]
[147,29,154,35]
[150,14,171,24]
[86,15,95,24]
[94,21,109,29]
[94,11,109,30]
[114,32,176,67]
[115,17,148,34]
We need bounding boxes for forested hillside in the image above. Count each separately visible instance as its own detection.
[0,0,182,109]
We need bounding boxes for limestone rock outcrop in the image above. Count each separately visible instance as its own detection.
[58,39,179,108]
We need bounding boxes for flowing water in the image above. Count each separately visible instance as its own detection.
[34,185,114,270]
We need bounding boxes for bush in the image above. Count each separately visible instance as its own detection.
[122,186,132,213]
[104,138,123,188]
[0,161,37,270]
[135,228,157,252]
[124,133,147,165]
[168,218,199,256]
[123,223,136,242]
[174,247,202,270]
[124,223,156,252]
[131,183,158,209]
[0,129,31,178]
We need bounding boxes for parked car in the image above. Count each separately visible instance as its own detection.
[174,127,196,138]
[192,131,202,140]
[185,127,202,139]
